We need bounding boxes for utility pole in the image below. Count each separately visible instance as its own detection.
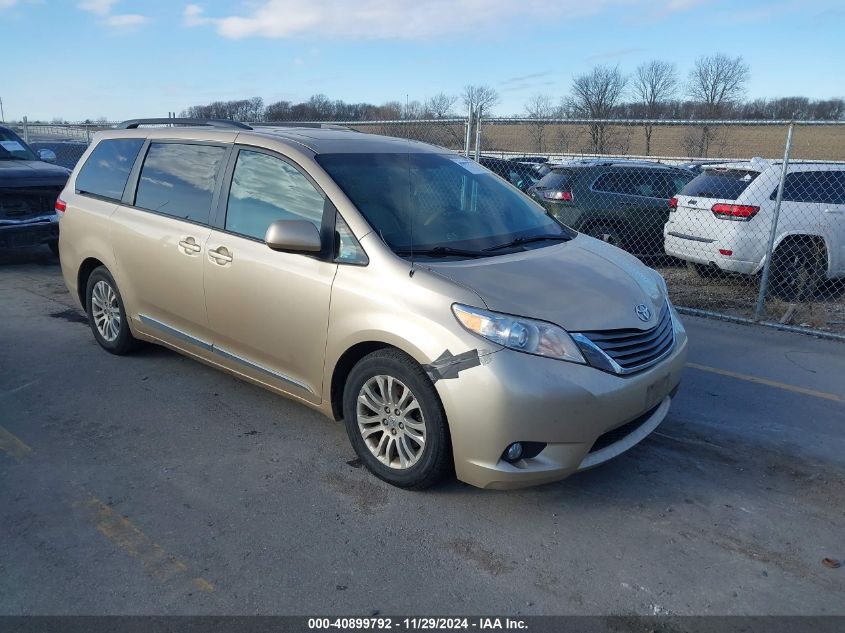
[0,97,5,122]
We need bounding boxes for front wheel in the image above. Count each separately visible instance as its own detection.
[342,349,451,489]
[85,266,139,355]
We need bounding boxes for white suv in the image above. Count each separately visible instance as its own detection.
[664,159,845,299]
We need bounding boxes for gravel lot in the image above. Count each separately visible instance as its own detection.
[1,249,844,616]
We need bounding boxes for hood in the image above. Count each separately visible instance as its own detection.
[0,160,71,186]
[423,235,666,332]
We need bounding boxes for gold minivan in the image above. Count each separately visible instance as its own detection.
[58,119,687,490]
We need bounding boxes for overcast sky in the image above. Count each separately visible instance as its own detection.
[1,0,843,121]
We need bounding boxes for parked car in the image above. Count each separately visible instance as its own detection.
[58,118,686,490]
[528,160,694,256]
[29,140,90,170]
[675,159,738,175]
[478,156,545,192]
[508,156,549,164]
[0,125,71,254]
[665,159,845,300]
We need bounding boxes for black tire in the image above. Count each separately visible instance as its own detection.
[85,266,139,355]
[342,348,451,490]
[584,224,624,249]
[47,240,59,257]
[687,261,721,279]
[769,242,824,302]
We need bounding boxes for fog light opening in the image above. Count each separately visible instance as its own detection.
[504,442,523,463]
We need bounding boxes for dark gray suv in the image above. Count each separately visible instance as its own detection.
[1,125,71,254]
[528,160,694,256]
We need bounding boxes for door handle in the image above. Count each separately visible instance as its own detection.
[824,208,843,214]
[178,237,202,254]
[208,246,233,264]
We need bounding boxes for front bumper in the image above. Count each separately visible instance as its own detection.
[435,325,688,489]
[0,216,59,249]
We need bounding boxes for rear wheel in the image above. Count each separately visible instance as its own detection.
[342,349,451,489]
[85,266,139,355]
[584,224,624,249]
[769,242,825,302]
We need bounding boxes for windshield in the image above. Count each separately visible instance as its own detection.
[680,168,760,200]
[316,152,571,256]
[0,128,38,161]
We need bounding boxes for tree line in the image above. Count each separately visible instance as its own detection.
[177,53,841,157]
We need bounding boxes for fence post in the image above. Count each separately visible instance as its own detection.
[474,106,483,161]
[22,116,29,143]
[464,103,472,157]
[86,125,91,144]
[753,122,795,321]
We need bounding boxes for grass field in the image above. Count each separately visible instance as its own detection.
[481,122,845,161]
[349,121,845,161]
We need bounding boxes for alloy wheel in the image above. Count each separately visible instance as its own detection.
[91,280,121,342]
[356,375,426,470]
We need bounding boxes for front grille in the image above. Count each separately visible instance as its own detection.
[577,303,674,374]
[0,186,62,221]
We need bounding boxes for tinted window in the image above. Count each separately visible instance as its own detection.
[680,169,760,200]
[830,172,845,205]
[592,172,629,195]
[0,127,37,161]
[134,143,227,224]
[75,138,144,201]
[534,169,574,191]
[665,172,694,197]
[593,169,679,198]
[316,153,570,255]
[225,150,325,240]
[774,170,845,204]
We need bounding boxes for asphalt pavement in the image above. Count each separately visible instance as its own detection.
[1,248,843,616]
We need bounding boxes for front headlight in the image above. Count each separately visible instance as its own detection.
[452,304,586,364]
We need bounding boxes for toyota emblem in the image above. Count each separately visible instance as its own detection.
[635,304,652,322]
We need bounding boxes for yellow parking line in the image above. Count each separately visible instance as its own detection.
[0,425,32,461]
[77,495,215,593]
[686,362,844,404]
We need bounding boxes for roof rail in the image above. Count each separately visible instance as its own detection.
[116,118,253,130]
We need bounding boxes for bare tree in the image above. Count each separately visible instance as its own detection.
[425,93,457,118]
[686,53,750,156]
[633,60,677,155]
[569,65,627,153]
[462,85,499,117]
[524,94,556,152]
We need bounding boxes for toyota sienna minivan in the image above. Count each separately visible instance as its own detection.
[57,119,687,490]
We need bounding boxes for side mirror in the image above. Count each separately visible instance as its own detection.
[37,149,57,163]
[265,219,322,253]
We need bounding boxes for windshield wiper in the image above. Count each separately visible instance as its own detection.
[483,234,571,252]
[394,246,492,259]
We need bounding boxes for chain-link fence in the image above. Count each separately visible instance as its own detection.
[6,116,843,336]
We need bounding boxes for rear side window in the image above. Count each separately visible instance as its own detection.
[134,143,227,224]
[535,169,574,191]
[774,170,845,204]
[75,138,144,201]
[680,169,760,200]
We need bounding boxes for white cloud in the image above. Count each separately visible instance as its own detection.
[77,0,149,30]
[78,0,117,15]
[183,0,704,40]
[103,13,148,27]
[183,3,206,26]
